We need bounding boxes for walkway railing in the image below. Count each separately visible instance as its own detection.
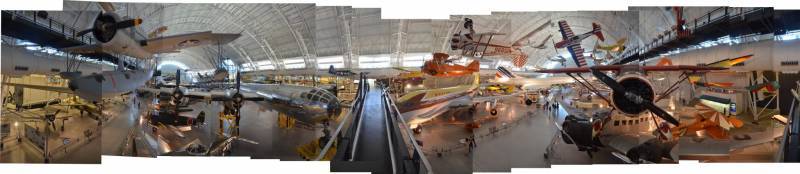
[384,89,433,174]
[619,7,770,63]
[314,73,368,161]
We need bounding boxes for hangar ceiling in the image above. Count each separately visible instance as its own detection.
[51,2,725,72]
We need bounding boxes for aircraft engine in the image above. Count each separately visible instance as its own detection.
[610,74,655,117]
[625,139,676,163]
[91,13,120,43]
[561,114,596,151]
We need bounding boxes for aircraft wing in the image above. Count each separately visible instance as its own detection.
[566,45,588,67]
[142,31,241,54]
[3,83,73,94]
[600,133,678,164]
[62,44,103,55]
[557,20,576,41]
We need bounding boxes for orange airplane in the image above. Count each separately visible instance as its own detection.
[421,53,480,77]
[672,97,744,140]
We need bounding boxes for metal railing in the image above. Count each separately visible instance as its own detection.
[620,7,769,60]
[4,11,95,45]
[778,81,800,162]
[384,89,433,174]
[314,73,368,161]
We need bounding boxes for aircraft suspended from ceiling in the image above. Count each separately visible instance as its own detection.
[3,2,242,102]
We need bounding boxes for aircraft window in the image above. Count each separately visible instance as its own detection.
[614,120,619,126]
[51,68,60,72]
[628,120,633,125]
[622,120,627,125]
[14,66,29,71]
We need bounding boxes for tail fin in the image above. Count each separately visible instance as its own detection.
[707,54,753,68]
[592,23,605,41]
[466,60,480,72]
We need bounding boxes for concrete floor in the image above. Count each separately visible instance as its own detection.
[1,106,101,163]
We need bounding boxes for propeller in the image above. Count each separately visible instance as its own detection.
[589,68,679,126]
[232,70,243,108]
[171,69,184,107]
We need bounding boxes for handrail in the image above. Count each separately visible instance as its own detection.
[382,90,398,174]
[384,89,433,174]
[314,74,367,161]
[621,7,769,62]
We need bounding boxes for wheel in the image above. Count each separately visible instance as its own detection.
[490,109,498,116]
[525,99,534,106]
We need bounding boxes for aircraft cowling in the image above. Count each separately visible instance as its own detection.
[625,139,676,163]
[610,74,655,116]
[91,13,120,43]
[561,114,596,151]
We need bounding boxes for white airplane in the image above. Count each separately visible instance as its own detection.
[3,2,241,102]
[490,66,576,93]
[396,72,520,131]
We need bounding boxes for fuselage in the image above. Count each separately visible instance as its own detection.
[240,83,342,124]
[397,73,480,128]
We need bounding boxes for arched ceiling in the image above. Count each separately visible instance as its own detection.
[52,2,720,72]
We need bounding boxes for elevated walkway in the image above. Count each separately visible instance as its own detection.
[316,74,432,174]
[617,8,800,64]
[1,11,136,69]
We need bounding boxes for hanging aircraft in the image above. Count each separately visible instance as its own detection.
[554,20,605,67]
[328,65,358,77]
[2,2,241,102]
[450,18,552,67]
[420,53,480,77]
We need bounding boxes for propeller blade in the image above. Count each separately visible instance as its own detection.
[590,68,679,125]
[236,70,241,93]
[112,18,142,30]
[589,68,626,92]
[641,102,679,125]
[98,2,115,13]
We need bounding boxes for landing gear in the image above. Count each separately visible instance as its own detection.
[525,99,533,106]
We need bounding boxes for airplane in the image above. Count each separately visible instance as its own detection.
[539,55,752,163]
[396,71,521,132]
[420,52,480,77]
[2,2,241,102]
[450,18,552,67]
[328,65,358,77]
[490,66,576,104]
[670,95,744,140]
[138,70,343,129]
[66,2,241,60]
[554,20,605,67]
[546,55,568,67]
[594,38,627,55]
